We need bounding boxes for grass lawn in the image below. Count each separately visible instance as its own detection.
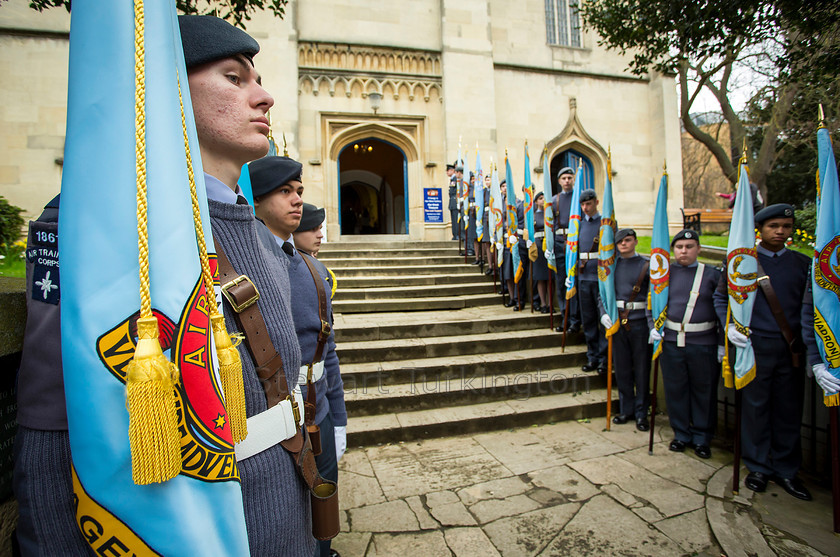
[0,257,25,278]
[634,233,812,257]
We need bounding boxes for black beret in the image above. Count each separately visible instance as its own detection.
[500,180,507,186]
[580,189,597,202]
[179,15,260,69]
[455,166,464,173]
[615,228,636,243]
[557,167,574,178]
[671,229,700,247]
[446,164,455,170]
[249,156,303,198]
[754,203,795,225]
[295,203,325,232]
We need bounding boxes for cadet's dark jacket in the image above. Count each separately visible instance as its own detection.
[714,247,810,341]
[660,262,722,345]
[578,213,600,281]
[286,249,347,428]
[552,190,574,252]
[599,254,650,322]
[448,175,458,211]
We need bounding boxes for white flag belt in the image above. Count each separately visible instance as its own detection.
[617,301,646,310]
[235,387,305,462]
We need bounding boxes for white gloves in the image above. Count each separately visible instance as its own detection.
[726,324,749,348]
[717,345,726,363]
[813,364,840,394]
[600,315,613,329]
[334,425,347,462]
[565,277,573,289]
[648,328,662,344]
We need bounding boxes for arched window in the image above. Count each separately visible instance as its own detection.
[549,149,594,194]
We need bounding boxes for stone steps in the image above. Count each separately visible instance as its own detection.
[332,264,478,277]
[334,281,493,301]
[338,273,492,288]
[333,292,500,313]
[320,255,467,268]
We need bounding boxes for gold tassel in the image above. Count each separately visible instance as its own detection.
[825,393,839,407]
[126,316,181,485]
[212,314,248,443]
[722,305,734,388]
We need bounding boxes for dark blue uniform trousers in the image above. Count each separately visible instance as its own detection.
[741,334,805,479]
[554,255,581,328]
[314,413,338,557]
[613,319,652,419]
[578,280,606,367]
[661,341,718,446]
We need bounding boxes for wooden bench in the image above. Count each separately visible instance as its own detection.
[681,208,733,235]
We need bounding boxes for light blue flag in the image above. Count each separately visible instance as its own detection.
[598,158,619,338]
[564,164,584,299]
[505,154,524,282]
[475,148,485,241]
[237,163,254,208]
[542,149,556,272]
[462,150,471,235]
[812,124,840,406]
[649,172,670,360]
[524,144,536,250]
[58,1,249,553]
[456,145,463,226]
[490,163,504,268]
[817,120,832,214]
[723,158,758,389]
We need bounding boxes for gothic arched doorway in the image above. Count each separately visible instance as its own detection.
[338,138,408,235]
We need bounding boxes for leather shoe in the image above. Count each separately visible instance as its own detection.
[540,306,549,314]
[773,476,812,501]
[471,259,482,265]
[484,268,493,276]
[694,444,711,459]
[513,303,525,311]
[612,414,628,424]
[597,366,607,376]
[581,362,598,372]
[635,418,650,432]
[567,323,581,334]
[668,439,686,452]
[504,299,516,308]
[745,471,768,492]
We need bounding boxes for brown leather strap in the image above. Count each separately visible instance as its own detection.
[299,253,332,427]
[619,261,650,330]
[755,260,800,366]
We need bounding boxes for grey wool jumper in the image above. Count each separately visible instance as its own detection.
[209,199,316,556]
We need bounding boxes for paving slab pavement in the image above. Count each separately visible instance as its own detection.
[332,417,838,556]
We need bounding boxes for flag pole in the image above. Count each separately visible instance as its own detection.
[561,299,569,352]
[831,406,840,533]
[529,260,534,313]
[648,358,659,454]
[548,270,554,330]
[732,389,742,495]
[606,336,613,430]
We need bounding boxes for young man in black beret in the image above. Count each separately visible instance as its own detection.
[652,229,722,459]
[572,189,606,373]
[252,163,347,557]
[552,167,581,333]
[447,163,458,240]
[714,203,813,500]
[599,229,651,430]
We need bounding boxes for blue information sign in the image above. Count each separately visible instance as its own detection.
[424,188,443,223]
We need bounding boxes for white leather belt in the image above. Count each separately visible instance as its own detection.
[555,228,568,235]
[578,252,598,260]
[617,301,646,310]
[234,387,304,462]
[534,231,545,239]
[297,359,325,386]
[664,320,715,347]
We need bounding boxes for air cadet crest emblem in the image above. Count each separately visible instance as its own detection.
[815,235,840,300]
[649,248,670,294]
[726,247,758,303]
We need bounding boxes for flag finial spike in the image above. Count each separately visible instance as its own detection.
[663,159,667,172]
[742,137,748,156]
[283,133,289,157]
[818,104,826,128]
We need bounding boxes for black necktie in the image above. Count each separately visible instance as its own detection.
[282,242,295,256]
[236,195,249,206]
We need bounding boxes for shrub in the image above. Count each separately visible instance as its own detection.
[0,196,25,255]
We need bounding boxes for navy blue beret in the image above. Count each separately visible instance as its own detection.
[580,189,597,202]
[295,203,326,232]
[179,15,260,69]
[754,203,795,225]
[615,228,636,243]
[557,167,574,178]
[249,156,303,198]
[671,229,699,247]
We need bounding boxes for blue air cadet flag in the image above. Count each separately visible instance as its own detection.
[542,149,556,272]
[649,171,670,360]
[598,155,619,337]
[58,1,249,554]
[723,157,759,389]
[491,163,504,268]
[475,147,485,242]
[564,162,584,298]
[505,153,524,282]
[812,122,840,406]
[524,144,536,255]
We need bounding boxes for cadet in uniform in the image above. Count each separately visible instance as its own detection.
[468,172,480,263]
[572,189,606,372]
[599,229,651,430]
[447,163,458,240]
[552,167,581,333]
[480,173,494,274]
[532,191,550,312]
[715,204,812,499]
[12,16,317,555]
[652,229,721,459]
